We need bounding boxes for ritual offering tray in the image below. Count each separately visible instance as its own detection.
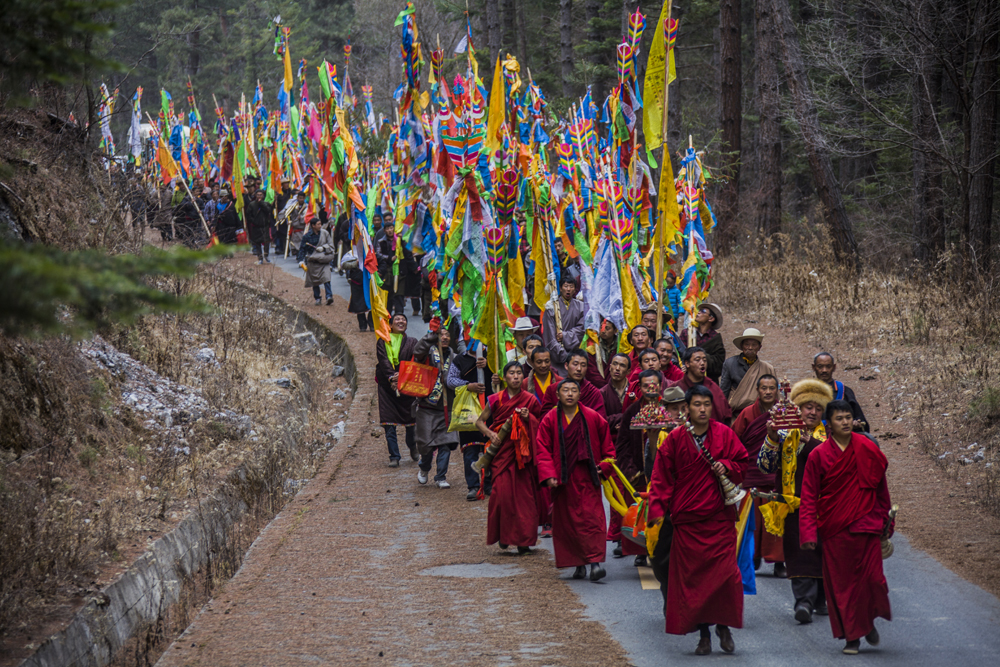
[769,378,806,430]
[630,401,679,430]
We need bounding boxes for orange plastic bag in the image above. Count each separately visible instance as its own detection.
[397,360,439,397]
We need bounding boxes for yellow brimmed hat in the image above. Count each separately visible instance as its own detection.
[790,379,834,409]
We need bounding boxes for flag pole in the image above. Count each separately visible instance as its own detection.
[655,1,673,341]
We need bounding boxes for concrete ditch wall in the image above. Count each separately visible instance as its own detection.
[19,285,357,667]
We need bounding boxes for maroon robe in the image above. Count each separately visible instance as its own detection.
[485,389,543,548]
[524,370,562,405]
[536,405,615,567]
[540,379,607,419]
[668,375,732,425]
[733,400,765,439]
[611,400,654,556]
[647,421,748,634]
[800,433,892,641]
[586,351,609,388]
[739,411,785,564]
[599,382,627,436]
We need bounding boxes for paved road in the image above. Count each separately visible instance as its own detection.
[536,498,1000,665]
[271,253,429,340]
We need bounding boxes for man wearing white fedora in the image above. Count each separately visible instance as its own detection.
[507,317,539,366]
[720,328,777,413]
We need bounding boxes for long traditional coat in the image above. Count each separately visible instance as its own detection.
[375,335,417,426]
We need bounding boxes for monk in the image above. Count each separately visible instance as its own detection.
[756,378,831,606]
[524,347,562,405]
[733,374,778,439]
[475,362,543,554]
[625,349,662,406]
[540,350,607,418]
[586,318,620,388]
[654,337,685,383]
[626,325,652,373]
[600,352,633,557]
[800,399,892,655]
[734,375,785,575]
[669,347,732,426]
[646,385,748,656]
[536,379,616,582]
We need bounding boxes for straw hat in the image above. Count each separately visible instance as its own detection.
[733,328,764,348]
[700,302,724,330]
[511,317,538,333]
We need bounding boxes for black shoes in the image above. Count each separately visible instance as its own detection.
[843,640,861,655]
[517,546,531,555]
[612,542,624,558]
[865,627,880,646]
[695,636,711,656]
[634,555,647,567]
[794,602,813,624]
[589,563,606,581]
[326,297,333,305]
[466,489,479,501]
[572,566,586,579]
[773,562,787,578]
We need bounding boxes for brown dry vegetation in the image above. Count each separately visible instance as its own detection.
[0,264,350,658]
[715,229,1000,515]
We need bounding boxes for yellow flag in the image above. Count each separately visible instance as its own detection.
[656,149,682,263]
[643,0,674,152]
[507,247,526,316]
[370,274,392,342]
[485,57,506,153]
[284,46,293,93]
[531,221,550,313]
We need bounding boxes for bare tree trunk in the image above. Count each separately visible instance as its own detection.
[717,0,742,254]
[967,2,999,272]
[754,0,782,243]
[517,0,529,73]
[911,0,945,262]
[560,0,574,97]
[767,0,858,263]
[666,3,685,155]
[486,0,502,64]
[502,0,516,54]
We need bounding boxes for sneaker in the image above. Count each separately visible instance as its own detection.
[264,257,271,263]
[436,480,450,489]
[326,297,333,305]
[843,640,861,655]
[315,298,321,306]
[540,524,552,538]
[466,489,480,501]
[417,469,428,485]
[388,459,400,468]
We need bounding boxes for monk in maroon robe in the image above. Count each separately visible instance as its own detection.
[599,353,632,552]
[735,375,785,572]
[537,379,616,582]
[800,400,892,655]
[646,385,747,656]
[668,347,732,425]
[540,349,607,418]
[476,362,543,552]
[524,347,562,406]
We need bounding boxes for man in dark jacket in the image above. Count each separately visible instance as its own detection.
[692,302,725,384]
[245,189,275,263]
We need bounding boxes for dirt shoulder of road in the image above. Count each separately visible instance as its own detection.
[718,308,1000,600]
[155,257,630,666]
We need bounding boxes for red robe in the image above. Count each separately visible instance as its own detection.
[739,410,785,564]
[611,400,654,556]
[524,370,562,405]
[536,405,615,567]
[540,379,607,419]
[647,421,748,634]
[486,390,543,548]
[800,433,892,641]
[668,375,732,425]
[732,400,765,439]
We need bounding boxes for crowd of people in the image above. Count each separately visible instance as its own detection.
[373,284,891,657]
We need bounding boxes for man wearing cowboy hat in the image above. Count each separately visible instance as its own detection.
[720,328,777,413]
[506,317,539,365]
[693,303,726,383]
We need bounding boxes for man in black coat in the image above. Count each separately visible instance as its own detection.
[245,189,275,263]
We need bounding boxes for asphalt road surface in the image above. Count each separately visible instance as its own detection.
[536,497,1000,665]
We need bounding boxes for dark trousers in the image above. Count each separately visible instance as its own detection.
[462,444,492,492]
[312,283,333,300]
[650,520,674,617]
[419,446,451,482]
[252,241,269,258]
[274,222,288,253]
[357,312,374,331]
[383,425,415,461]
[791,576,825,611]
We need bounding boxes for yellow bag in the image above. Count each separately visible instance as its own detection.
[448,385,483,432]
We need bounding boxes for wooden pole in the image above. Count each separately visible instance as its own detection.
[655,2,674,341]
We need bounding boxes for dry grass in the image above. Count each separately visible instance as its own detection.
[0,266,348,644]
[714,231,1000,515]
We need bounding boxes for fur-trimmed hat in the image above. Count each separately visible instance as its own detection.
[790,378,834,409]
